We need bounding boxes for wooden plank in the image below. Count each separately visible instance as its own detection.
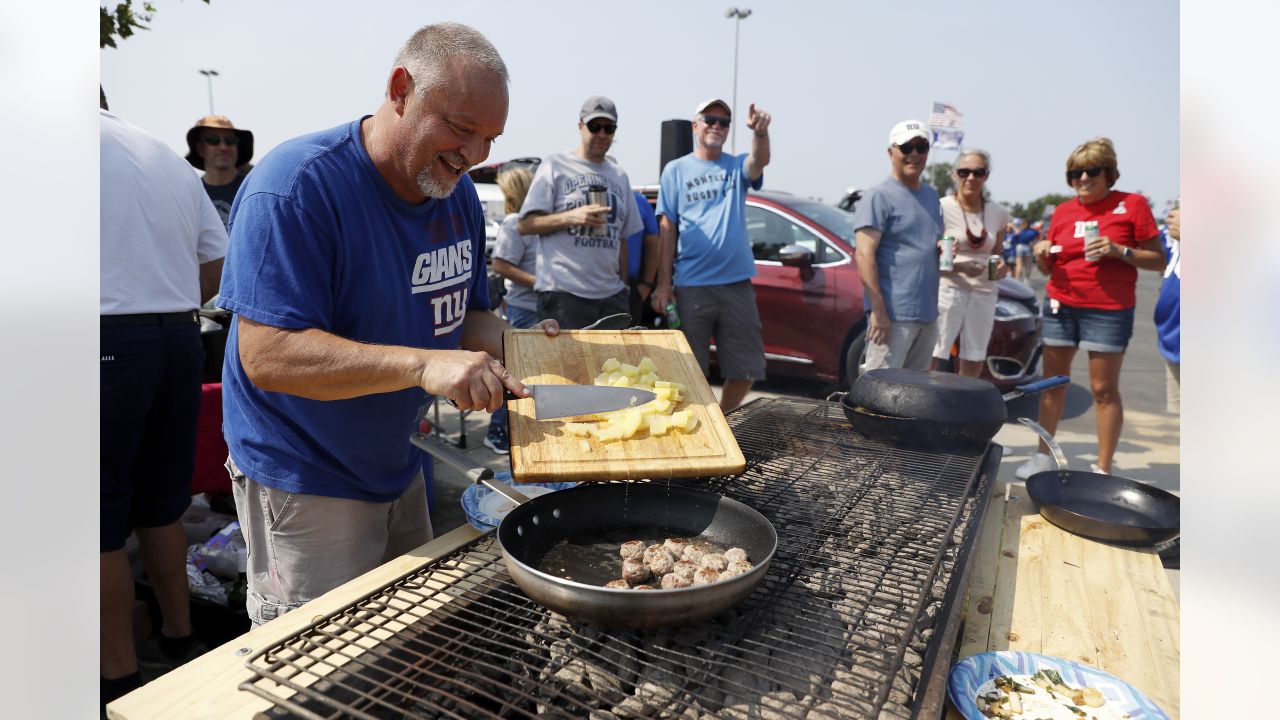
[107,524,486,720]
[955,492,1007,659]
[994,491,1042,653]
[1038,519,1100,666]
[504,329,745,482]
[1109,543,1180,717]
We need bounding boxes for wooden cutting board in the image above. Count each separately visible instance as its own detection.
[503,329,746,483]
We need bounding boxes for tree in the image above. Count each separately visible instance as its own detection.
[1004,193,1071,225]
[926,162,953,198]
[101,1,210,49]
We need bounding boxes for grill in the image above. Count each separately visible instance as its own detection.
[241,397,1000,719]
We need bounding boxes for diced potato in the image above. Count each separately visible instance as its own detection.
[654,380,674,389]
[607,370,623,383]
[578,439,593,453]
[562,422,594,437]
[638,372,659,387]
[594,372,611,386]
[601,358,621,372]
[652,386,675,401]
[614,410,643,439]
[619,363,640,378]
[637,356,656,375]
[648,414,671,436]
[670,410,693,430]
[595,426,624,443]
[609,375,631,388]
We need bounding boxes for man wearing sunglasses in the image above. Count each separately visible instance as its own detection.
[851,119,945,374]
[517,96,643,329]
[652,98,771,412]
[184,115,255,228]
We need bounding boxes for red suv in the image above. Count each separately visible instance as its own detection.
[639,187,1043,390]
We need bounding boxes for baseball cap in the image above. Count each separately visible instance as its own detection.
[580,96,618,123]
[888,119,931,147]
[694,98,731,117]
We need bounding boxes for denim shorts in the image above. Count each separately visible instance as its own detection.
[1040,297,1135,353]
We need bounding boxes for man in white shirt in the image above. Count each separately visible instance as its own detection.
[100,97,227,707]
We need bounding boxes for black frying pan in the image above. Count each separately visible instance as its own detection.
[410,432,777,628]
[837,372,1069,449]
[1018,419,1180,547]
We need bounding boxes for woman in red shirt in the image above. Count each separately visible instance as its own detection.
[1017,138,1165,479]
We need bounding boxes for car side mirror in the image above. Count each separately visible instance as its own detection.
[778,244,815,282]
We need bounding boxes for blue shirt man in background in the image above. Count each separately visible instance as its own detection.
[653,97,772,412]
[852,118,944,374]
[626,189,660,325]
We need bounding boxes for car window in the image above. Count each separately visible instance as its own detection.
[747,205,825,262]
[785,200,858,247]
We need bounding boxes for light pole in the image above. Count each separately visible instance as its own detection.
[198,69,219,115]
[724,7,752,153]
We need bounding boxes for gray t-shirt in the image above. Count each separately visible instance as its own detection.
[520,152,642,299]
[492,213,538,311]
[852,176,944,322]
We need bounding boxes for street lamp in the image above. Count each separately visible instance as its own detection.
[724,7,752,153]
[198,69,219,115]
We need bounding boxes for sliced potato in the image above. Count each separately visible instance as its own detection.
[602,358,621,372]
[618,363,640,378]
[637,356,656,375]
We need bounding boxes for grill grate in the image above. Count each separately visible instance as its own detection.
[242,397,997,719]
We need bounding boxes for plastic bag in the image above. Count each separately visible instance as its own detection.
[198,520,247,580]
[186,544,231,605]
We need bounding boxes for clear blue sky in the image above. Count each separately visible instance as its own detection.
[101,0,1179,210]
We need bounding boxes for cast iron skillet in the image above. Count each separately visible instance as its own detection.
[1018,419,1180,546]
[411,432,777,629]
[838,370,1068,450]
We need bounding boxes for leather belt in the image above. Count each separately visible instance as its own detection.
[100,311,199,326]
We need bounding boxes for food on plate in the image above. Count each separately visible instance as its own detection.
[975,670,1125,719]
[564,356,697,442]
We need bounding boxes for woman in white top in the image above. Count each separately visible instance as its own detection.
[931,149,1011,377]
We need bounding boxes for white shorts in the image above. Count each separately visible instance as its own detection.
[864,319,938,372]
[933,285,997,362]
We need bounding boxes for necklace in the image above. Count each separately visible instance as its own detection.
[958,195,987,247]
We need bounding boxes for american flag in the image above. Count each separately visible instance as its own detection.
[928,102,963,129]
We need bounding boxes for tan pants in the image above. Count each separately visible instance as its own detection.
[227,456,433,627]
[864,320,938,372]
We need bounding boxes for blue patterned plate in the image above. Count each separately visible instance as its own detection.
[460,471,576,531]
[947,651,1170,719]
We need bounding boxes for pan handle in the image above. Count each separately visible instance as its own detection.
[1015,418,1068,471]
[410,431,533,505]
[1002,375,1070,402]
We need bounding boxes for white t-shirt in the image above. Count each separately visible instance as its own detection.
[939,195,1011,293]
[492,213,538,311]
[100,110,228,314]
[520,151,642,299]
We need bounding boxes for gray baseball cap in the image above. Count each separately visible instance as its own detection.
[580,96,618,123]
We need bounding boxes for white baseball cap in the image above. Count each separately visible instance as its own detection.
[888,119,931,147]
[694,98,731,117]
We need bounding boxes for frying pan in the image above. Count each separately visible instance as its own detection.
[836,372,1069,449]
[1017,419,1180,546]
[410,432,777,628]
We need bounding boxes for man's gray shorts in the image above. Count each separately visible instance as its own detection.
[675,281,766,381]
[863,319,938,372]
[227,456,433,627]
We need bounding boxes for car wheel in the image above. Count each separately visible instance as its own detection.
[844,328,868,391]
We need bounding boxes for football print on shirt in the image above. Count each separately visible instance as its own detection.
[409,238,473,336]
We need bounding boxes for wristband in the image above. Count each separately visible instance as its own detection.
[754,131,768,137]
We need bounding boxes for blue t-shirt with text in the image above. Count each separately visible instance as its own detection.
[656,153,762,287]
[218,117,490,502]
[627,190,659,280]
[852,176,943,323]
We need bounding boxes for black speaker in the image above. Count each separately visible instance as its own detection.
[660,119,693,177]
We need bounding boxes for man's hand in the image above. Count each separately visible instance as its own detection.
[1167,207,1180,241]
[532,318,560,336]
[419,351,517,413]
[650,285,673,315]
[867,306,891,347]
[746,103,771,136]
[567,204,609,229]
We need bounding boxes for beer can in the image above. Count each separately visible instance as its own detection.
[939,235,956,271]
[987,256,1000,280]
[1083,220,1101,262]
[664,301,682,330]
[586,185,609,238]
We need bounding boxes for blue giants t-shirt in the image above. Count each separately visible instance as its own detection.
[1154,226,1180,363]
[656,153,762,287]
[218,118,490,502]
[852,176,943,323]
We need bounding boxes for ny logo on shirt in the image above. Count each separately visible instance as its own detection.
[409,239,474,336]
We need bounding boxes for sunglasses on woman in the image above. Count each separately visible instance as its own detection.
[203,134,239,147]
[955,168,989,179]
[896,140,930,156]
[1066,166,1106,182]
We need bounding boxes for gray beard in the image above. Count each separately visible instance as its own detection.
[416,167,457,199]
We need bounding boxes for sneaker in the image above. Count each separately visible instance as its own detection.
[484,425,510,455]
[1015,452,1054,480]
[1089,463,1109,475]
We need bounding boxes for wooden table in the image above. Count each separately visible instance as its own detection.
[945,485,1180,719]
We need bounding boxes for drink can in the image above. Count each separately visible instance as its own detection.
[586,185,609,238]
[664,301,682,330]
[1083,221,1101,262]
[987,255,1000,280]
[939,235,956,271]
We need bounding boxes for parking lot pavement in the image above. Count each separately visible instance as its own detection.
[426,269,1179,594]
